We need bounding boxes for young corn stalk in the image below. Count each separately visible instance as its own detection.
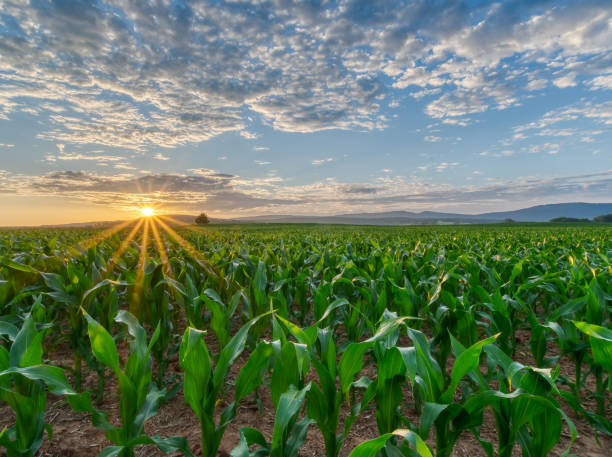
[403,328,498,457]
[82,310,192,457]
[231,384,313,457]
[573,321,612,416]
[0,310,89,456]
[479,344,576,457]
[346,429,433,457]
[179,313,270,457]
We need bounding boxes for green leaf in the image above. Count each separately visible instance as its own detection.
[441,334,498,403]
[339,342,373,395]
[393,429,434,457]
[235,341,273,403]
[83,311,120,373]
[271,383,311,446]
[347,434,393,457]
[419,402,448,439]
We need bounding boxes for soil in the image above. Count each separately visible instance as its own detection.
[0,328,610,457]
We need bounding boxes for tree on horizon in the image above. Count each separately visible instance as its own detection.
[195,212,210,224]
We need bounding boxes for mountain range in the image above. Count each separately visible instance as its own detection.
[205,202,612,225]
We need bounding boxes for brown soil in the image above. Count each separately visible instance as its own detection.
[0,330,610,457]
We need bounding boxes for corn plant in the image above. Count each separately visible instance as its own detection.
[82,310,192,457]
[231,384,313,457]
[179,313,270,457]
[402,329,498,457]
[0,311,84,456]
[476,344,576,457]
[346,429,433,457]
[572,321,612,416]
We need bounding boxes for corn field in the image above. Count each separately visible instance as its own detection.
[0,220,611,457]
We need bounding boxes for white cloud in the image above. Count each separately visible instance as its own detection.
[0,0,609,152]
[553,73,577,88]
[526,79,548,91]
[312,158,335,166]
[240,131,259,140]
[424,135,442,142]
[45,152,125,162]
[589,74,612,90]
[154,153,170,161]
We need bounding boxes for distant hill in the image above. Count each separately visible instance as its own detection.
[228,202,612,224]
[4,202,612,228]
[474,203,612,222]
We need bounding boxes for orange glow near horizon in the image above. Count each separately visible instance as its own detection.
[140,207,155,217]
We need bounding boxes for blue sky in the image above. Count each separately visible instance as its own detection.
[0,0,611,224]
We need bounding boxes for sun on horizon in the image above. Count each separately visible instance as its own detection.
[140,207,155,217]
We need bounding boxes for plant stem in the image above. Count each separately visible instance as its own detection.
[574,353,583,397]
[595,366,605,416]
[74,353,82,392]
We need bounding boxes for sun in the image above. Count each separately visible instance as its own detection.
[140,207,155,217]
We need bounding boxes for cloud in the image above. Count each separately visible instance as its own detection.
[589,74,612,90]
[45,152,125,162]
[0,0,609,154]
[240,131,259,140]
[424,135,442,142]
[435,162,460,172]
[154,153,170,161]
[312,158,335,166]
[553,73,577,88]
[514,101,612,140]
[2,167,611,215]
[528,143,560,154]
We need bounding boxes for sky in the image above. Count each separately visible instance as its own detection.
[0,0,611,225]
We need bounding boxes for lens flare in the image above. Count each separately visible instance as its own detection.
[140,207,155,217]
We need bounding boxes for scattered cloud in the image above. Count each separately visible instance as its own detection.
[45,152,125,162]
[312,158,335,166]
[435,162,460,172]
[154,153,170,161]
[2,168,611,216]
[240,131,259,140]
[0,0,609,152]
[553,72,577,88]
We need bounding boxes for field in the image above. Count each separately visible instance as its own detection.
[0,221,611,457]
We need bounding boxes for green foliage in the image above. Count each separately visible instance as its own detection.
[231,384,314,457]
[82,310,192,457]
[179,314,270,457]
[0,310,86,456]
[0,223,611,456]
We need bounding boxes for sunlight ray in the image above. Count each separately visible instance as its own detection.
[104,218,144,276]
[130,217,150,319]
[155,215,192,228]
[155,215,222,285]
[70,218,134,257]
[150,216,171,275]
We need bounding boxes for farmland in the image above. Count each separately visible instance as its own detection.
[0,220,611,457]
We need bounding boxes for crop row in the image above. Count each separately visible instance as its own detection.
[0,223,610,457]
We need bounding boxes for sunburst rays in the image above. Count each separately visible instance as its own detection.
[72,211,223,318]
